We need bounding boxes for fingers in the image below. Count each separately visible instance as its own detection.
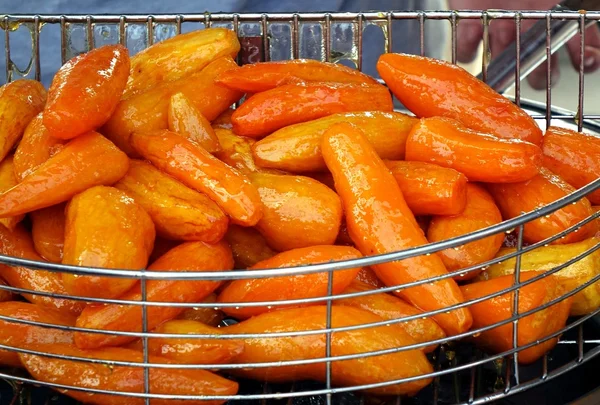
[456,20,483,63]
[566,24,600,73]
[526,53,560,90]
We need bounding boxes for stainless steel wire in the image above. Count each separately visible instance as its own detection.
[0,9,600,404]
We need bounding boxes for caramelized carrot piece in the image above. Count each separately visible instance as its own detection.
[43,45,130,140]
[231,82,394,138]
[124,27,240,99]
[377,53,543,146]
[0,156,24,230]
[405,117,542,183]
[250,172,343,251]
[321,122,472,336]
[74,241,233,349]
[130,130,262,226]
[385,160,468,216]
[0,301,75,368]
[216,59,379,92]
[428,184,504,280]
[0,224,84,316]
[0,279,14,303]
[213,128,261,173]
[20,343,238,405]
[225,225,277,269]
[168,92,221,153]
[103,57,243,156]
[30,204,66,263]
[0,131,129,218]
[355,267,385,288]
[488,167,598,245]
[217,245,363,319]
[175,293,226,327]
[253,111,416,172]
[62,186,155,299]
[115,160,228,242]
[0,79,47,163]
[461,272,571,364]
[211,108,234,129]
[13,113,65,181]
[543,126,600,205]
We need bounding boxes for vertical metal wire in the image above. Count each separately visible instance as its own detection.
[119,16,126,46]
[356,13,363,71]
[204,13,212,29]
[146,16,154,46]
[578,324,584,362]
[577,13,586,132]
[542,354,549,380]
[511,224,524,384]
[261,14,269,62]
[545,12,552,129]
[515,13,522,107]
[469,361,477,402]
[32,16,41,81]
[60,16,67,65]
[481,12,489,83]
[292,14,299,60]
[504,359,512,393]
[86,15,94,51]
[175,15,182,35]
[419,12,425,56]
[386,12,392,53]
[325,270,333,405]
[451,11,457,64]
[4,16,11,82]
[324,14,331,62]
[141,276,150,405]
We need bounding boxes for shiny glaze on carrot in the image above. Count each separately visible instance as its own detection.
[130,130,262,226]
[543,126,600,204]
[405,117,542,183]
[321,122,472,336]
[175,293,226,327]
[377,53,543,146]
[75,241,233,349]
[385,160,468,216]
[30,203,66,263]
[0,224,84,316]
[0,156,24,231]
[428,184,504,280]
[213,128,261,173]
[216,59,379,92]
[0,131,129,218]
[231,82,394,138]
[225,225,277,269]
[488,167,598,245]
[253,111,416,172]
[218,245,363,319]
[43,45,130,140]
[168,92,221,153]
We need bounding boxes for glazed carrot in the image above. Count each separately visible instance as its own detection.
[211,108,234,130]
[213,128,260,173]
[124,28,240,99]
[543,126,600,205]
[62,186,155,299]
[428,184,504,280]
[149,237,181,264]
[143,320,243,365]
[252,111,416,172]
[75,241,233,349]
[0,279,14,303]
[43,45,130,140]
[321,122,472,336]
[377,53,543,146]
[461,272,571,364]
[0,131,129,218]
[13,113,65,181]
[478,237,600,316]
[385,160,468,216]
[168,92,221,153]
[337,280,446,353]
[216,59,379,92]
[30,204,66,263]
[0,79,47,163]
[224,225,277,269]
[20,343,238,405]
[0,156,24,231]
[175,293,226,327]
[222,306,433,395]
[0,302,75,368]
[115,160,228,242]
[0,224,84,316]
[488,167,598,244]
[231,82,394,138]
[355,267,385,288]
[405,117,542,183]
[103,57,243,157]
[130,130,262,226]
[217,245,363,319]
[250,172,343,251]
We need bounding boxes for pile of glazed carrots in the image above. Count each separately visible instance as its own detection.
[0,27,599,404]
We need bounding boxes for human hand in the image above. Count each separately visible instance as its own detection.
[448,0,600,89]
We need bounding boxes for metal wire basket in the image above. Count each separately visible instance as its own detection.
[1,7,600,405]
